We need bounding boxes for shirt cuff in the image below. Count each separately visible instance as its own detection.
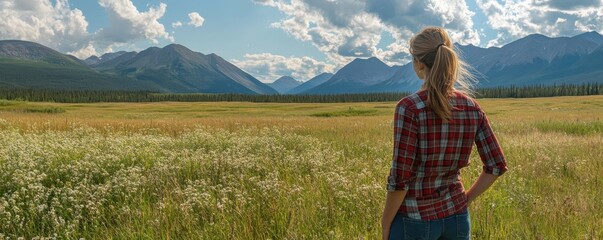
[387,176,410,192]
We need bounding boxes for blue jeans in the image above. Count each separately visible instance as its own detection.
[389,210,470,240]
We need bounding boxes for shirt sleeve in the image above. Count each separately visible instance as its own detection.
[387,103,419,192]
[474,111,508,176]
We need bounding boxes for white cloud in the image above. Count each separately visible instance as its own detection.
[172,21,183,28]
[0,0,92,56]
[232,53,335,83]
[96,0,173,47]
[188,12,205,27]
[0,0,175,59]
[252,0,480,66]
[477,0,603,47]
[546,0,602,10]
[68,43,98,59]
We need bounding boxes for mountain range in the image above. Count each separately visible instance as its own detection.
[301,31,603,94]
[0,41,276,94]
[1,31,602,94]
[458,31,603,87]
[89,44,277,94]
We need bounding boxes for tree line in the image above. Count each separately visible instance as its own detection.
[475,83,602,98]
[0,83,600,103]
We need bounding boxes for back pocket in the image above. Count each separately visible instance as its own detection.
[403,217,430,240]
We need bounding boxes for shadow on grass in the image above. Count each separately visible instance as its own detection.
[310,107,378,117]
[17,106,66,114]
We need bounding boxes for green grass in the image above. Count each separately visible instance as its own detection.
[0,99,19,106]
[0,95,602,239]
[0,100,65,113]
[534,120,603,135]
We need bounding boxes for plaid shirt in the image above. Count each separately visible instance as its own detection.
[387,90,507,220]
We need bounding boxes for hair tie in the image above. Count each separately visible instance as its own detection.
[437,43,445,49]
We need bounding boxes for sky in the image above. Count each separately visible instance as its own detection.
[1,0,602,82]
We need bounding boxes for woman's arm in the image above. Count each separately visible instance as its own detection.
[381,190,407,240]
[383,101,418,239]
[469,110,507,204]
[465,171,498,205]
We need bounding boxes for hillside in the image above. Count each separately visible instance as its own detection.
[268,76,302,93]
[302,57,396,94]
[0,40,156,90]
[287,73,333,94]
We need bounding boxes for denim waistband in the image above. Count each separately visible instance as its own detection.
[399,208,468,221]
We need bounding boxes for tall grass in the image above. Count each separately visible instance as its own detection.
[0,95,602,239]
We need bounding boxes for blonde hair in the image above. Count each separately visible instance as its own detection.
[409,27,475,121]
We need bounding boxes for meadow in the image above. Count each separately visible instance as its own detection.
[0,96,602,239]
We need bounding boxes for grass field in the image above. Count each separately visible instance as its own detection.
[0,96,602,239]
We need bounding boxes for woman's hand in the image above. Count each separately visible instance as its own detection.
[465,171,499,206]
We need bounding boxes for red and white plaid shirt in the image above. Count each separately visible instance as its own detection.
[387,90,507,220]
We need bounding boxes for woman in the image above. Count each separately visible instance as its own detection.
[381,27,508,240]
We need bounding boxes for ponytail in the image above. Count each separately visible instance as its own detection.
[426,45,457,121]
[409,27,475,122]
